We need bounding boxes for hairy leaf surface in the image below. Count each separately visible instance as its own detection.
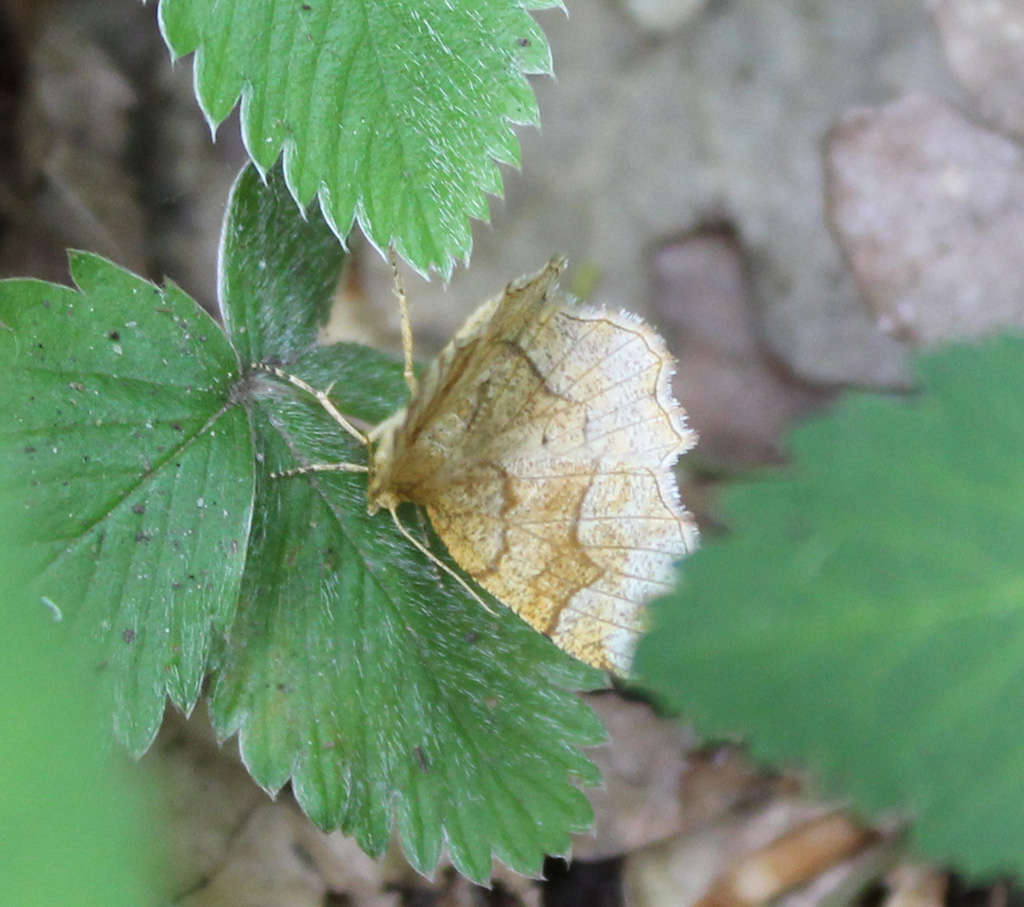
[157,0,557,275]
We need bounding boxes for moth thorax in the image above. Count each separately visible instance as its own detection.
[366,423,425,514]
[366,429,397,516]
[367,422,446,514]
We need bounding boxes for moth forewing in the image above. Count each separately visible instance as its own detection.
[360,257,698,674]
[260,257,696,674]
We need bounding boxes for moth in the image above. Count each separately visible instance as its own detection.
[261,257,698,674]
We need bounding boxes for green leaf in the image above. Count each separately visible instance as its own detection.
[0,255,253,755]
[2,161,605,880]
[636,334,1024,876]
[219,160,347,366]
[213,163,604,882]
[157,0,556,276]
[0,465,152,905]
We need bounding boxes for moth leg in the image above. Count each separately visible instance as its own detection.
[251,363,367,445]
[271,463,368,480]
[387,506,497,615]
[388,245,418,399]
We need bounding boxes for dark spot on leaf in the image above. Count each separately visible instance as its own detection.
[171,582,182,590]
[414,745,430,773]
[135,531,151,543]
[301,2,311,9]
[277,683,287,691]
[123,628,136,643]
[95,660,109,673]
[518,37,530,47]
[465,631,479,645]
[108,330,120,341]
[42,299,51,308]
[132,503,145,514]
[24,446,35,454]
[170,422,182,431]
[82,454,89,463]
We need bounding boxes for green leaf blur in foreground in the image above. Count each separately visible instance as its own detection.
[0,467,151,905]
[0,162,603,882]
[637,334,1024,876]
[157,0,555,276]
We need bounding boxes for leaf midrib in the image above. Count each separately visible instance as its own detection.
[38,396,243,577]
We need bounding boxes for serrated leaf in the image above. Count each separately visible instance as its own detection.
[157,0,556,276]
[636,334,1024,877]
[3,158,606,879]
[212,163,605,882]
[0,255,253,755]
[219,162,347,365]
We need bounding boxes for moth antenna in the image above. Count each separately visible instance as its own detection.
[271,463,369,479]
[251,363,368,445]
[388,245,418,399]
[387,506,496,615]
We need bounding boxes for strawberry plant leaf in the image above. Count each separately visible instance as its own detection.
[637,334,1024,876]
[219,162,346,365]
[157,0,556,276]
[215,163,605,881]
[0,255,253,756]
[2,161,606,879]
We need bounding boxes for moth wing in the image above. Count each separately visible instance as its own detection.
[428,461,696,674]
[370,257,698,674]
[394,258,568,450]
